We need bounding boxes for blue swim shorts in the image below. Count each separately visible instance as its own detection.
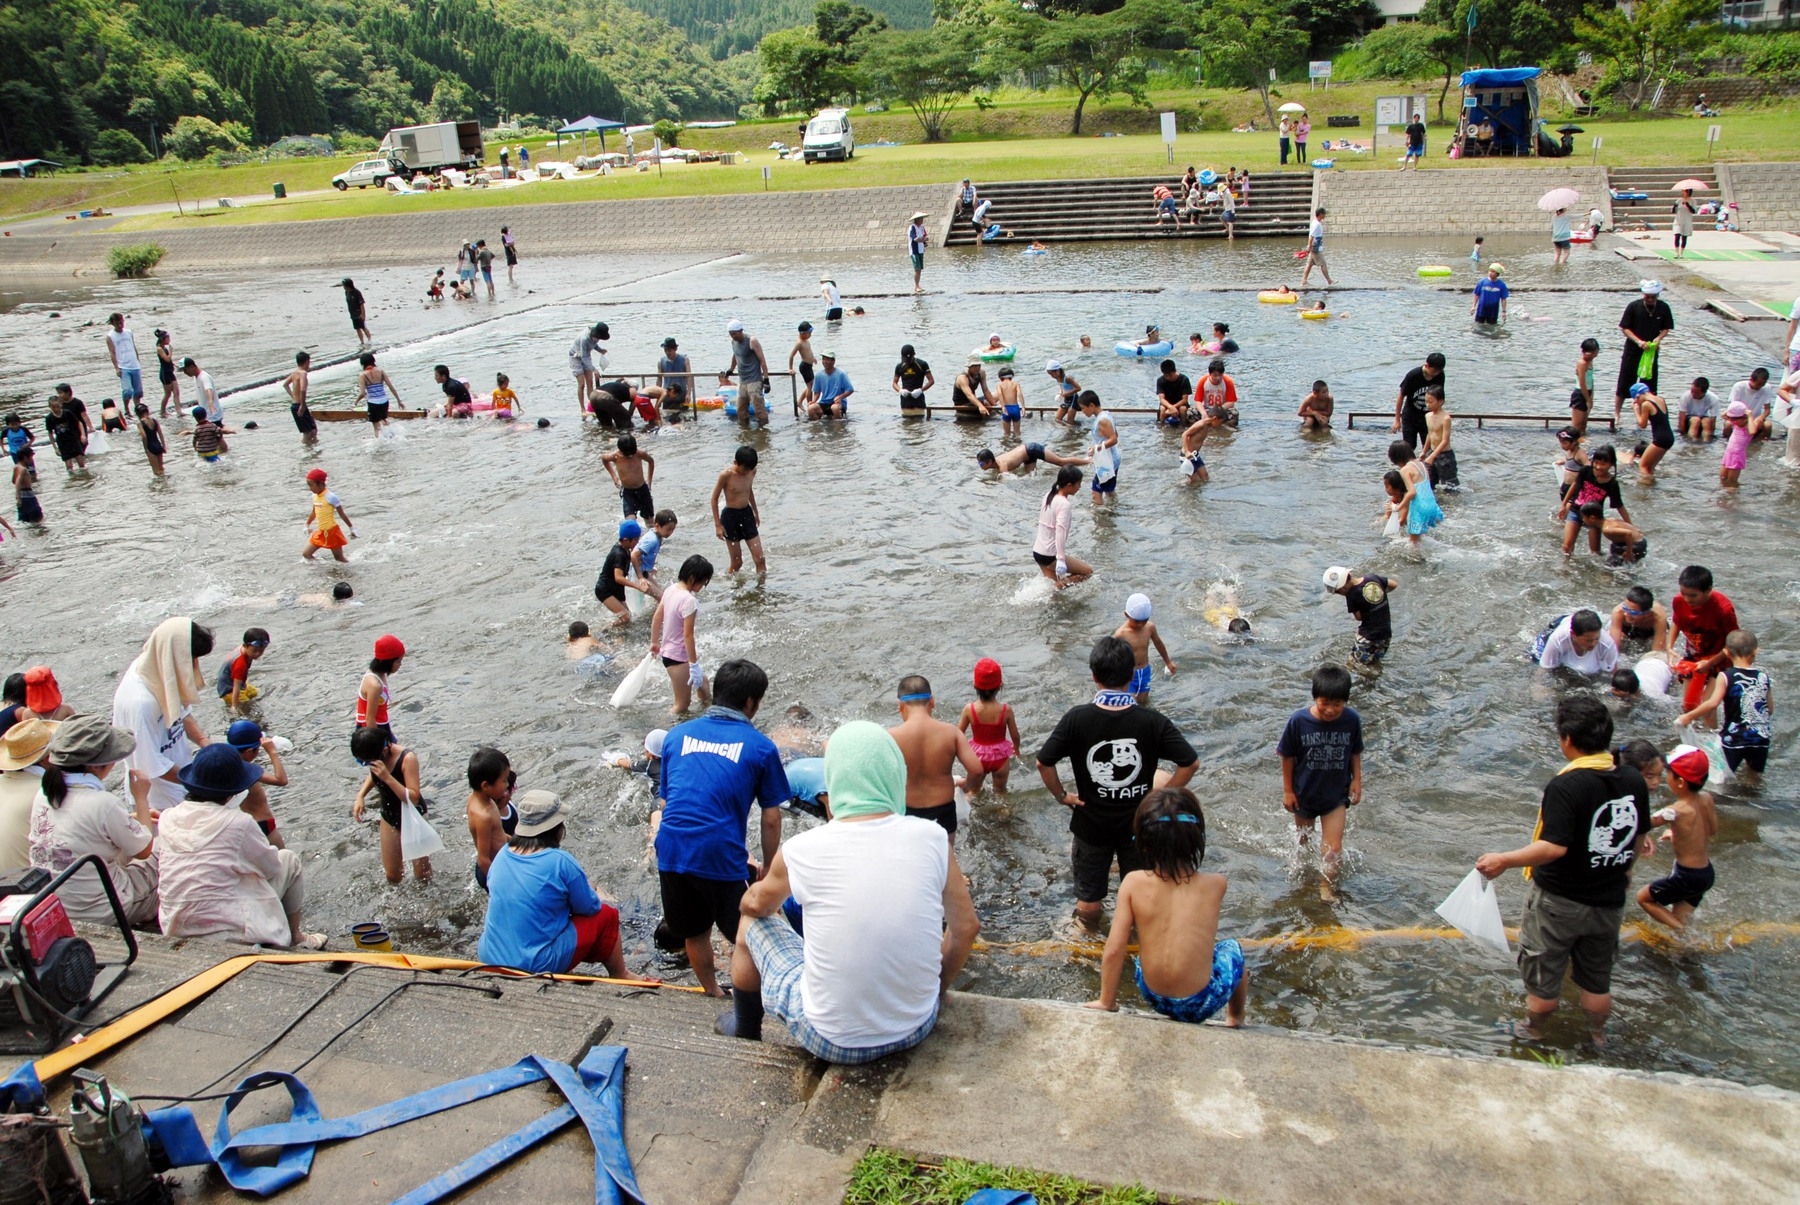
[1129,664,1152,695]
[1091,476,1117,495]
[1004,404,1021,420]
[1135,938,1244,1024]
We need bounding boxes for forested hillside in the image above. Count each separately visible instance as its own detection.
[0,0,744,165]
[628,0,931,58]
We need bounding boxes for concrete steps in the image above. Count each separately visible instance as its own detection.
[1607,165,1717,228]
[944,173,1314,246]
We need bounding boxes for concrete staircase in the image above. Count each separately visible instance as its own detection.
[1606,165,1717,228]
[943,172,1314,246]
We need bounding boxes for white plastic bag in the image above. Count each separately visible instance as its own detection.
[1435,868,1511,957]
[86,430,112,454]
[1382,508,1402,538]
[626,582,650,617]
[610,651,657,708]
[1679,726,1735,788]
[398,801,444,861]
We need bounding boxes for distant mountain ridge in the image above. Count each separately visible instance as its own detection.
[624,0,932,58]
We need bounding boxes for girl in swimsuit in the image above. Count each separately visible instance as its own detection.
[1630,383,1674,481]
[155,330,180,416]
[1554,427,1589,504]
[356,634,405,747]
[134,403,165,476]
[958,658,1023,797]
[355,353,401,431]
[350,725,433,885]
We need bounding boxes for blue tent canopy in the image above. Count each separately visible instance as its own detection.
[1460,68,1541,87]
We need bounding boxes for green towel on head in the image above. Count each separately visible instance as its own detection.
[822,720,907,820]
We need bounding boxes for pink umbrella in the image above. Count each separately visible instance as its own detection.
[1671,178,1710,192]
[1538,187,1581,212]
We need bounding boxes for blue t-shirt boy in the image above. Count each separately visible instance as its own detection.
[1472,276,1509,322]
[636,528,663,575]
[477,847,601,973]
[655,707,791,881]
[1277,704,1364,819]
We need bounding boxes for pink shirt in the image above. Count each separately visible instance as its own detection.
[658,585,698,661]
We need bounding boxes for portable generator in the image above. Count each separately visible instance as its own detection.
[0,857,138,1055]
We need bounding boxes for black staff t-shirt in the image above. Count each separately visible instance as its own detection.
[1528,764,1651,907]
[1037,704,1198,844]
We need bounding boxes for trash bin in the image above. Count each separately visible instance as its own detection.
[272,182,287,199]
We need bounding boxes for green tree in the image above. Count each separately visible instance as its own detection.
[1298,0,1380,57]
[1194,0,1307,127]
[860,25,991,140]
[997,0,1192,135]
[754,26,862,114]
[815,0,888,46]
[652,117,682,145]
[163,114,242,160]
[1576,0,1721,110]
[90,128,152,165]
[1406,1,1468,120]
[426,77,479,122]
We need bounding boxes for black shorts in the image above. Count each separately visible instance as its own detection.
[1722,743,1768,773]
[1617,351,1656,397]
[367,401,389,425]
[1071,832,1142,904]
[291,404,317,434]
[658,870,750,942]
[504,245,518,265]
[798,362,815,385]
[1294,796,1348,822]
[661,656,686,668]
[1607,537,1648,565]
[1569,389,1590,412]
[1647,862,1713,908]
[595,572,625,604]
[825,308,843,321]
[721,506,758,542]
[1033,551,1056,568]
[907,801,957,836]
[621,483,654,517]
[1427,448,1459,488]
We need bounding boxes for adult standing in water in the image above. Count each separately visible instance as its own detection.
[181,358,222,424]
[1614,280,1674,422]
[111,617,213,814]
[501,226,519,283]
[1391,352,1445,452]
[569,323,609,418]
[820,275,843,322]
[341,278,371,348]
[907,211,929,294]
[721,320,770,428]
[104,312,144,412]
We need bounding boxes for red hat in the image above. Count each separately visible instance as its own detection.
[23,666,61,714]
[1667,745,1709,787]
[305,468,328,483]
[973,658,1003,692]
[374,634,406,661]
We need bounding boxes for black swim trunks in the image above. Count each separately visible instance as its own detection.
[292,403,317,434]
[1647,862,1713,909]
[367,401,389,425]
[658,870,751,942]
[907,800,958,836]
[621,483,654,517]
[1607,537,1648,565]
[721,505,758,542]
[799,362,815,385]
[1024,442,1046,465]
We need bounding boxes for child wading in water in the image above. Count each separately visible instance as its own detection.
[1636,745,1717,932]
[1679,628,1772,776]
[464,746,518,892]
[301,468,356,562]
[710,445,766,574]
[958,658,1022,798]
[1718,400,1759,488]
[350,725,433,884]
[190,406,229,464]
[1278,664,1363,900]
[649,554,715,715]
[1086,787,1247,1027]
[1114,593,1177,705]
[356,633,405,746]
[1384,440,1442,544]
[134,404,165,476]
[887,675,982,844]
[216,628,270,707]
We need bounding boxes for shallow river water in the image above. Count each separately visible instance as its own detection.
[2,233,1796,1087]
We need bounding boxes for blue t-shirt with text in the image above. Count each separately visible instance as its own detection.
[1276,706,1364,810]
[1472,277,1509,318]
[477,847,601,974]
[656,708,791,880]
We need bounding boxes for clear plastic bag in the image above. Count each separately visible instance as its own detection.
[1679,726,1735,788]
[1435,868,1511,957]
[398,800,444,861]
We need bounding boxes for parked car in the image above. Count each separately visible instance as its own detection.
[802,109,855,163]
[332,158,398,190]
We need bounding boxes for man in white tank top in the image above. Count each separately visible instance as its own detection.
[714,720,980,1063]
[106,312,144,405]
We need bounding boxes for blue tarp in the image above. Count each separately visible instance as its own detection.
[1461,68,1542,87]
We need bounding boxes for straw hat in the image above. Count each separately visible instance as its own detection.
[0,719,58,771]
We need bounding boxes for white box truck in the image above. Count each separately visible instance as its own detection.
[379,121,484,173]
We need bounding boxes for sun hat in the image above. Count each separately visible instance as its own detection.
[227,719,264,750]
[23,667,61,714]
[177,742,263,800]
[1667,744,1710,785]
[1045,360,1064,373]
[305,468,328,483]
[1323,566,1352,591]
[619,518,643,539]
[513,789,567,837]
[47,715,135,768]
[973,658,1003,691]
[820,274,833,283]
[644,729,667,758]
[374,634,406,661]
[0,718,58,771]
[910,211,929,221]
[1628,383,1650,397]
[661,337,679,348]
[1639,279,1663,295]
[820,349,836,360]
[1725,400,1750,418]
[1125,593,1153,621]
[988,332,1002,342]
[727,319,745,333]
[967,355,984,368]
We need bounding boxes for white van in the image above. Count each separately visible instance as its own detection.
[332,158,398,190]
[802,109,855,163]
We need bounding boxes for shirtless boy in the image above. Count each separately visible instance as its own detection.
[788,321,817,411]
[976,442,1089,474]
[1421,386,1456,489]
[1636,745,1717,931]
[602,433,656,518]
[710,445,766,574]
[1180,411,1225,484]
[887,675,982,845]
[283,351,318,446]
[992,366,1025,439]
[464,747,518,892]
[1114,593,1177,704]
[1297,380,1333,430]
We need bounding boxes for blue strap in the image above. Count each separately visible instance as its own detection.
[964,1192,1037,1205]
[1,1062,46,1113]
[145,1048,644,1204]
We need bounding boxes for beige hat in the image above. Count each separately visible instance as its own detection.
[910,211,929,221]
[513,789,567,837]
[0,718,58,771]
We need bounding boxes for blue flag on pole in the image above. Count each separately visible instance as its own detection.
[1467,0,1478,33]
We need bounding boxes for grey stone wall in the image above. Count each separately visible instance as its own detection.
[1316,165,1610,235]
[1717,163,1800,233]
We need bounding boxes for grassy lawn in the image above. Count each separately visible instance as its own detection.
[844,1147,1180,1205]
[7,89,1795,230]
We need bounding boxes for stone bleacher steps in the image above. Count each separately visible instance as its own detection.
[1606,165,1718,228]
[942,172,1314,246]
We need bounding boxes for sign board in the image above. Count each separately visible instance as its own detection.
[1309,60,1333,79]
[1463,96,1479,109]
[1375,94,1429,126]
[762,165,771,180]
[1270,68,1278,82]
[1159,111,1178,144]
[1707,124,1722,142]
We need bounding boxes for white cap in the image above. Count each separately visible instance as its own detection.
[645,728,667,758]
[1125,593,1152,621]
[1639,279,1663,295]
[1045,359,1063,373]
[727,319,745,333]
[988,332,1002,342]
[1323,566,1351,591]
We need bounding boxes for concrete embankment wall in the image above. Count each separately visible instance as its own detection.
[0,183,951,277]
[1314,165,1610,235]
[1718,162,1800,233]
